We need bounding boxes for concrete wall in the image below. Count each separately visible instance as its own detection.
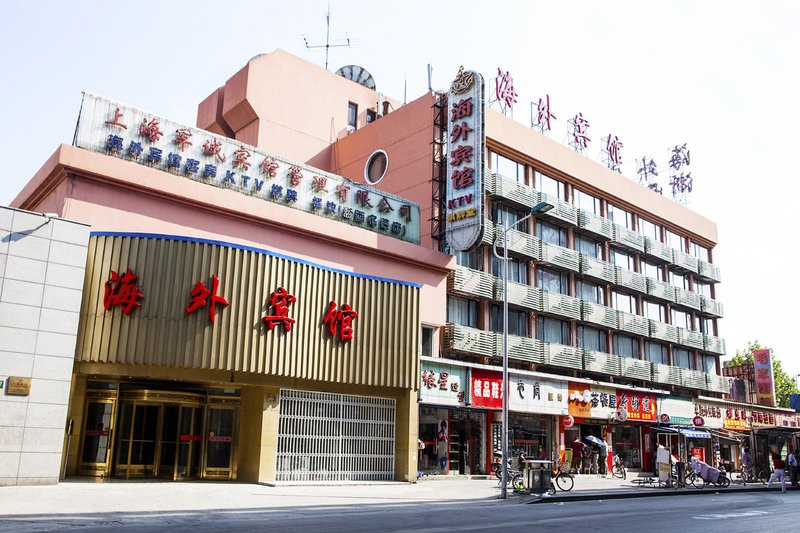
[0,206,90,485]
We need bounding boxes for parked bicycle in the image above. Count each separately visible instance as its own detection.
[611,454,626,479]
[549,462,574,492]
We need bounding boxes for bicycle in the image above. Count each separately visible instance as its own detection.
[611,454,626,480]
[685,469,705,489]
[550,463,574,492]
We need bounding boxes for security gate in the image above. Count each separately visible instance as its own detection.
[276,390,396,481]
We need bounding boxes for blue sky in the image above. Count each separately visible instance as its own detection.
[1,1,798,378]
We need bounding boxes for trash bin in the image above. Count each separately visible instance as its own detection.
[523,460,552,493]
[675,461,685,486]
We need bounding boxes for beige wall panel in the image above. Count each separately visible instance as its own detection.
[76,235,420,389]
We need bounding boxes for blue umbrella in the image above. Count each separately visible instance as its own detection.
[583,435,603,446]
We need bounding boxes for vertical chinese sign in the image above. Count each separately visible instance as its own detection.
[445,67,485,252]
[753,348,776,407]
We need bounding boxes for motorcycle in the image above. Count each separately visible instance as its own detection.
[492,449,527,480]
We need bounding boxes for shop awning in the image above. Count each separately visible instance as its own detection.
[680,429,711,439]
[753,426,800,438]
[708,429,748,442]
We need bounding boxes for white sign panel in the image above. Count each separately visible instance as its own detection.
[508,374,568,415]
[445,67,485,251]
[73,93,421,244]
[420,363,466,407]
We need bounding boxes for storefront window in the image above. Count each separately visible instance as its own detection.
[612,425,641,469]
[419,407,450,475]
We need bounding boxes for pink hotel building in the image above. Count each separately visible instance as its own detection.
[5,49,791,485]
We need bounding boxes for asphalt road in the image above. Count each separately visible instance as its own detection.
[2,491,796,532]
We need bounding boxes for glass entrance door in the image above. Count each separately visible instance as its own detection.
[115,402,161,479]
[204,407,236,479]
[78,399,116,477]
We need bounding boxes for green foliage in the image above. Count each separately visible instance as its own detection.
[726,340,798,408]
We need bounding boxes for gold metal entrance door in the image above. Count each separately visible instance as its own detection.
[159,405,204,480]
[203,406,237,479]
[77,392,117,477]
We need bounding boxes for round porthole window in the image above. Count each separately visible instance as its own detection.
[365,150,388,184]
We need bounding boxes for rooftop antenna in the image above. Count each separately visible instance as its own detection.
[303,0,350,70]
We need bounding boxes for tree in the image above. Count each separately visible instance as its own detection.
[725,340,798,408]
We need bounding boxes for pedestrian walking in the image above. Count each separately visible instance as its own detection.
[767,452,787,493]
[598,440,608,475]
[787,449,798,488]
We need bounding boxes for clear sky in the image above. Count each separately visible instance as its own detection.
[1,1,798,378]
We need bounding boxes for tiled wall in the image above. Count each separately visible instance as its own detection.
[0,207,89,486]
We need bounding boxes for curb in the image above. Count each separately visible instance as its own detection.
[524,485,792,504]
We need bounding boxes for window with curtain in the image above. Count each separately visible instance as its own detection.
[421,327,434,357]
[669,270,688,289]
[491,152,526,183]
[612,291,635,314]
[536,172,565,199]
[642,259,663,281]
[574,189,601,214]
[492,203,529,233]
[491,304,527,336]
[645,341,668,364]
[638,217,660,240]
[692,242,710,262]
[673,348,692,369]
[491,256,528,284]
[613,334,638,358]
[576,234,601,258]
[537,316,569,344]
[644,300,664,321]
[671,308,692,329]
[453,248,482,270]
[701,354,717,374]
[577,280,604,305]
[447,296,478,328]
[577,325,607,352]
[608,204,632,229]
[612,248,634,271]
[536,219,567,247]
[695,281,712,298]
[537,266,568,295]
[698,317,715,336]
[665,229,684,250]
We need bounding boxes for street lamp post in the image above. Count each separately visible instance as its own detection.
[492,201,553,499]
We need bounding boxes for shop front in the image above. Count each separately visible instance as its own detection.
[562,382,618,472]
[614,388,657,471]
[650,396,711,470]
[507,373,567,463]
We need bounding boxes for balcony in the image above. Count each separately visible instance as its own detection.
[644,236,673,263]
[496,281,543,312]
[674,287,701,311]
[581,301,619,329]
[583,349,621,376]
[706,373,732,394]
[449,266,495,300]
[480,216,495,246]
[700,296,724,318]
[615,267,647,295]
[544,343,582,370]
[703,334,726,355]
[621,357,653,381]
[493,223,541,260]
[578,254,615,284]
[612,224,645,253]
[646,277,676,303]
[672,249,699,274]
[697,259,722,283]
[483,169,496,193]
[648,319,679,344]
[443,323,495,358]
[652,362,683,387]
[578,209,613,240]
[491,173,536,207]
[617,311,649,336]
[682,368,707,390]
[536,191,578,226]
[540,241,580,273]
[499,334,546,365]
[677,328,704,350]
[541,291,582,320]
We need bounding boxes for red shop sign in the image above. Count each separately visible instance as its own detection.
[470,368,504,409]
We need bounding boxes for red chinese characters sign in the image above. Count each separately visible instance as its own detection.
[470,368,503,409]
[753,348,776,407]
[185,275,229,323]
[103,268,143,315]
[616,389,656,422]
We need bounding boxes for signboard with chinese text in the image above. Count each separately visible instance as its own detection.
[508,374,568,415]
[74,93,420,244]
[567,382,617,420]
[693,401,724,429]
[420,362,466,407]
[469,368,503,409]
[691,447,706,463]
[753,348,776,407]
[616,389,657,422]
[445,67,485,251]
[658,397,694,426]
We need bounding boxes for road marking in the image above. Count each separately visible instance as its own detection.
[694,511,769,520]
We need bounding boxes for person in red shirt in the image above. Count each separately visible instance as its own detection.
[768,452,787,493]
[571,438,585,473]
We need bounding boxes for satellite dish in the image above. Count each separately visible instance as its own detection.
[335,65,376,90]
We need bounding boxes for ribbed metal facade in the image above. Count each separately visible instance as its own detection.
[75,234,420,389]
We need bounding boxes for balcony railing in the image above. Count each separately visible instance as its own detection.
[700,296,724,318]
[540,241,580,273]
[673,249,699,274]
[703,334,726,355]
[621,357,653,381]
[677,328,704,350]
[581,301,619,329]
[674,287,701,311]
[480,215,495,246]
[646,277,676,303]
[449,266,495,300]
[706,373,732,394]
[617,311,649,336]
[682,368,707,389]
[443,323,495,358]
[612,224,645,253]
[615,267,647,295]
[542,291,582,320]
[648,319,679,344]
[493,223,541,260]
[536,192,578,226]
[578,209,613,240]
[496,281,543,312]
[491,173,536,207]
[578,254,616,284]
[652,362,683,387]
[544,343,582,370]
[499,334,546,364]
[697,259,722,283]
[644,237,673,263]
[583,349,621,376]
